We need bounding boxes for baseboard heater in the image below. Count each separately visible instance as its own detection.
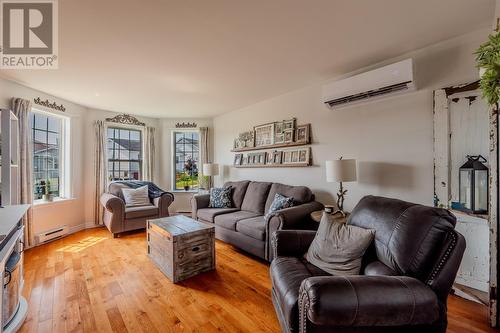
[36,225,69,245]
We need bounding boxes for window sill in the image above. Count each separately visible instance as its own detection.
[33,197,76,207]
[171,190,200,194]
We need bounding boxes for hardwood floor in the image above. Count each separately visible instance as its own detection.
[19,227,496,333]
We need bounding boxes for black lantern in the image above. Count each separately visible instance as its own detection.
[459,155,488,214]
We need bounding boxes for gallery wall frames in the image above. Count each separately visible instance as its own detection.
[233,147,311,168]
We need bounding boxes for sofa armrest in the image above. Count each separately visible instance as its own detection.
[153,192,174,217]
[272,230,316,259]
[299,276,439,328]
[191,194,211,219]
[100,193,125,213]
[265,201,323,261]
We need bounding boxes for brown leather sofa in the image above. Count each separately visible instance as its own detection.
[270,195,466,333]
[100,182,174,237]
[191,180,323,261]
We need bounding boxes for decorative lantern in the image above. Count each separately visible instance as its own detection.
[459,155,488,214]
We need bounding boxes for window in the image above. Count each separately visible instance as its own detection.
[107,127,143,181]
[31,111,68,200]
[173,131,199,191]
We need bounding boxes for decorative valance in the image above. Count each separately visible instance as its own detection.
[105,113,145,126]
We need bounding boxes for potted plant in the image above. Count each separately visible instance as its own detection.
[180,174,191,191]
[42,179,53,202]
[475,30,500,107]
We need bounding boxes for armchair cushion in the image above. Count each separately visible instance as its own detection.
[122,185,150,207]
[305,213,375,276]
[197,207,239,223]
[125,204,158,219]
[300,275,439,327]
[236,216,266,240]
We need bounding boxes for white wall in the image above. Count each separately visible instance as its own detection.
[0,78,87,235]
[213,28,490,211]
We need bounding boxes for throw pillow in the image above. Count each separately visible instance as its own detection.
[265,193,294,219]
[305,212,375,276]
[209,187,232,208]
[121,185,150,207]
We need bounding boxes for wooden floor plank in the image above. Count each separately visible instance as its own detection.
[19,227,495,333]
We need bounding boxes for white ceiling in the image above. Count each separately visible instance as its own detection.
[0,0,494,118]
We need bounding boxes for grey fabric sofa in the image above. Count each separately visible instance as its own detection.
[191,180,323,261]
[100,182,174,237]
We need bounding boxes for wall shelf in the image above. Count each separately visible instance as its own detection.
[231,142,309,152]
[234,163,309,168]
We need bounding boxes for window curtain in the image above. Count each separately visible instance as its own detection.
[11,98,35,247]
[93,120,106,225]
[143,126,155,181]
[199,127,211,189]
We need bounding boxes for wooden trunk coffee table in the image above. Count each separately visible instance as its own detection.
[147,215,215,283]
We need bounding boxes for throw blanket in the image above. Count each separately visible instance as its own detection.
[114,181,174,201]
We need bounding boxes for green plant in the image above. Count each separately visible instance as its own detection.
[475,30,500,106]
[179,174,191,187]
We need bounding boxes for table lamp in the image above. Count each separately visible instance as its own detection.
[325,157,357,215]
[203,163,219,189]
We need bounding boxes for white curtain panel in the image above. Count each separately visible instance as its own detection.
[199,127,211,189]
[11,98,35,246]
[93,120,106,225]
[143,126,155,182]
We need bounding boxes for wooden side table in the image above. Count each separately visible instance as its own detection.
[310,210,349,224]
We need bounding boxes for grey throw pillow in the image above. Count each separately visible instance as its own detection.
[265,193,294,219]
[121,185,150,207]
[305,212,375,276]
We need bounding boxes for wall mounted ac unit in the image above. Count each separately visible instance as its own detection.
[36,225,68,244]
[322,58,416,109]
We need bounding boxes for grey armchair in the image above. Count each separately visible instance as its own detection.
[100,182,174,237]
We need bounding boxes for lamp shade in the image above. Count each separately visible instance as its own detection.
[325,159,357,183]
[203,163,219,176]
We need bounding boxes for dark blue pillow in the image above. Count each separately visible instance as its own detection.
[265,193,294,219]
[209,187,232,208]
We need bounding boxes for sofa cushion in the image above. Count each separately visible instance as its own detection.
[265,183,313,213]
[348,195,456,280]
[122,185,150,207]
[214,211,261,231]
[224,180,250,209]
[265,193,294,219]
[125,204,158,219]
[208,187,233,208]
[241,182,272,214]
[305,213,375,276]
[270,257,330,332]
[197,208,239,223]
[236,216,266,240]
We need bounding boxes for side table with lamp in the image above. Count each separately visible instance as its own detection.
[310,157,357,224]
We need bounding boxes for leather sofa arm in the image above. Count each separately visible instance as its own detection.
[265,201,323,261]
[299,276,439,328]
[153,192,174,217]
[191,194,210,219]
[272,230,316,259]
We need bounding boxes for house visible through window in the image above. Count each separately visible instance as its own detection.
[107,127,143,181]
[31,111,67,200]
[173,131,199,191]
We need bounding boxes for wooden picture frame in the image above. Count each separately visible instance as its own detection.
[233,153,243,166]
[295,124,310,144]
[254,123,275,147]
[283,129,294,143]
[283,118,296,130]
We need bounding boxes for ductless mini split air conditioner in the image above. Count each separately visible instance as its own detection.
[322,58,416,108]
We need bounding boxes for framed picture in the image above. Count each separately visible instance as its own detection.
[295,124,310,144]
[275,121,284,134]
[283,118,296,130]
[282,151,292,164]
[274,133,285,144]
[272,150,282,164]
[265,151,273,165]
[293,148,310,164]
[291,151,298,163]
[283,129,294,143]
[257,152,266,165]
[234,153,243,165]
[254,123,275,147]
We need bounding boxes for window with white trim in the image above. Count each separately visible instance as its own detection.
[107,127,143,181]
[31,110,69,200]
[173,131,199,191]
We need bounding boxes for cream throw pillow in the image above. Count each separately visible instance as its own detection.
[121,185,151,207]
[305,212,375,276]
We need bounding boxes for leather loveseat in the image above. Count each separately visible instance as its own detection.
[270,195,466,333]
[191,180,323,261]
